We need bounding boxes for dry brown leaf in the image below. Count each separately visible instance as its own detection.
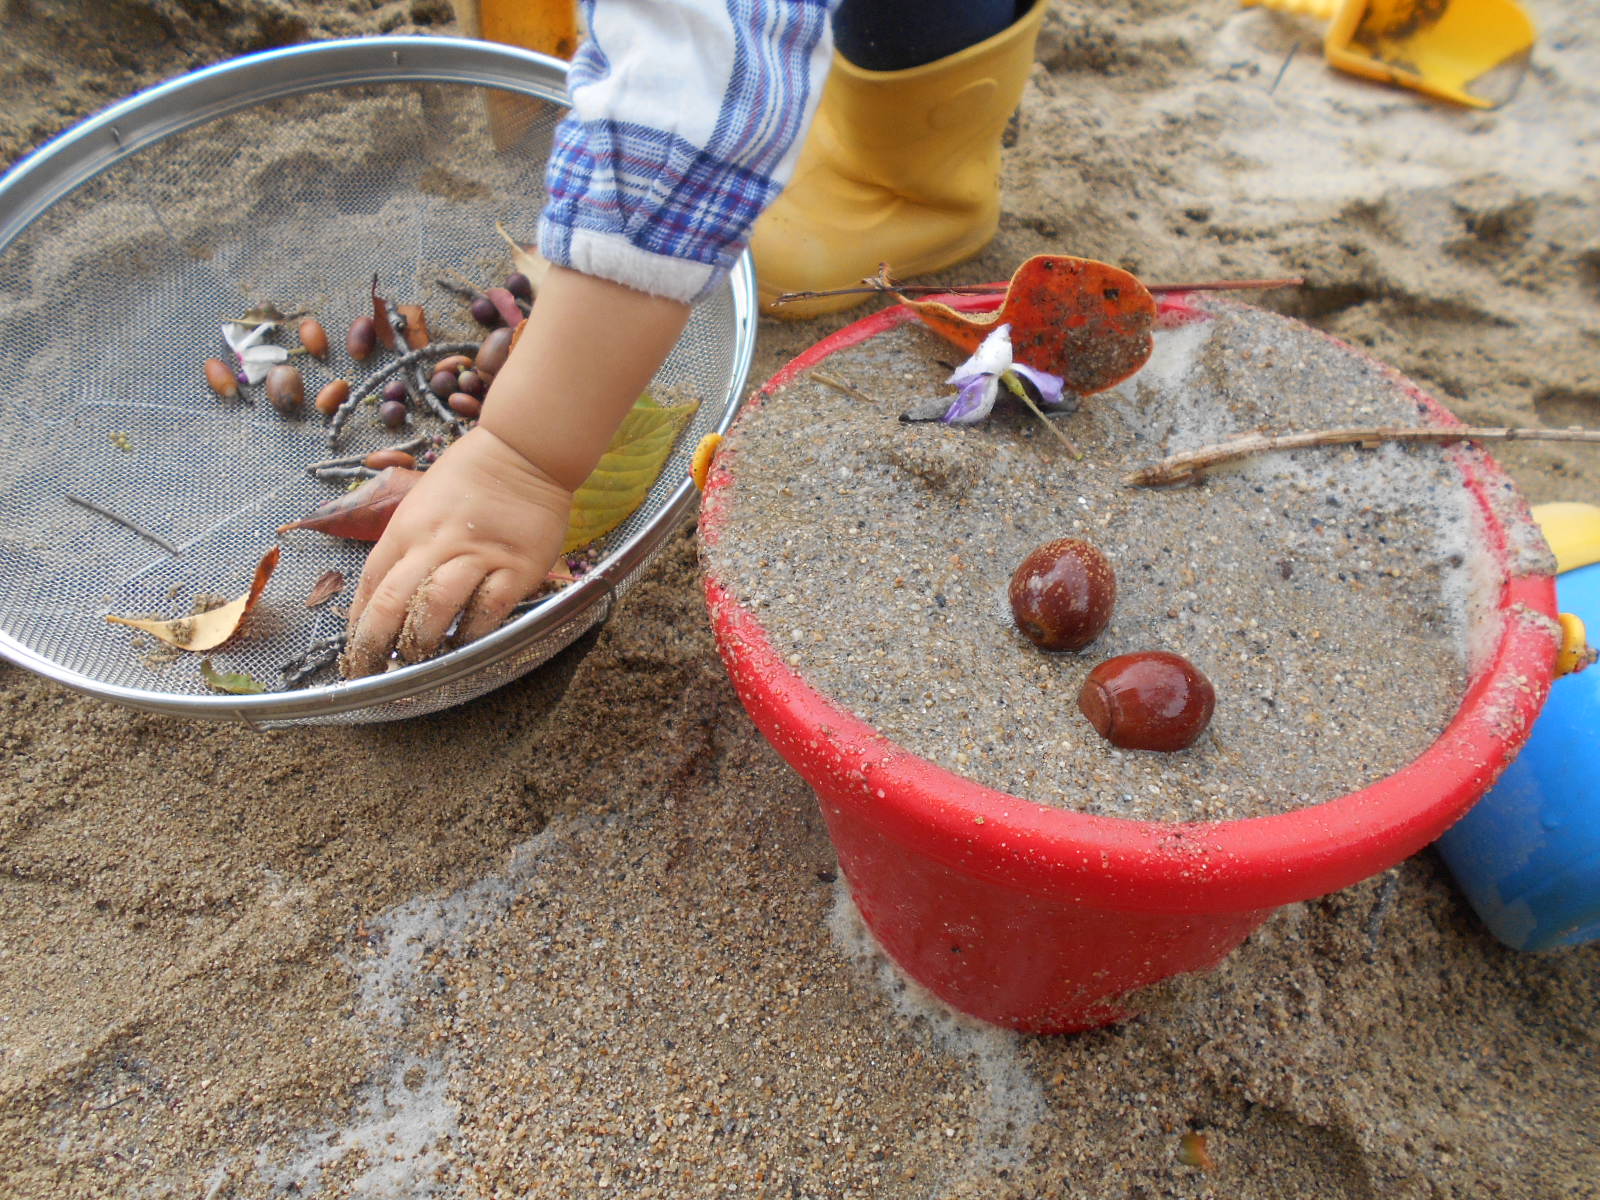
[106,546,280,651]
[305,569,345,607]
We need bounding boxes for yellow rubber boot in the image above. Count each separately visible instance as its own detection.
[751,0,1046,319]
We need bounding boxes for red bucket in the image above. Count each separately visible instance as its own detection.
[699,295,1558,1034]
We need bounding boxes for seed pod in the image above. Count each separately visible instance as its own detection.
[469,295,500,326]
[299,317,330,360]
[456,369,487,399]
[204,357,239,400]
[363,448,418,470]
[397,303,431,350]
[429,369,459,397]
[382,379,410,405]
[265,364,305,416]
[448,392,483,420]
[484,286,524,328]
[347,315,378,362]
[378,399,409,429]
[475,326,515,376]
[1078,651,1215,752]
[504,272,533,303]
[314,378,351,417]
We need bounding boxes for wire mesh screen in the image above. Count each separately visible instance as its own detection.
[0,39,754,724]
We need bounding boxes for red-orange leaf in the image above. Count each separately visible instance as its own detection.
[279,467,422,541]
[900,255,1156,395]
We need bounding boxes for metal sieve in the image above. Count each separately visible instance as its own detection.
[0,36,757,726]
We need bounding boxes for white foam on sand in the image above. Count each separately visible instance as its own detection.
[827,878,1047,1194]
[255,827,564,1197]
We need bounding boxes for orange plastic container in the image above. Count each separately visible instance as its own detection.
[700,295,1557,1033]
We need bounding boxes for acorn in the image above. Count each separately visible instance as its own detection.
[204,357,239,400]
[504,271,534,303]
[1077,651,1215,752]
[448,392,483,420]
[378,399,408,429]
[475,326,514,376]
[1008,538,1116,652]
[429,369,459,397]
[456,369,487,399]
[364,448,418,470]
[469,295,500,327]
[314,378,351,417]
[264,364,304,416]
[347,315,378,362]
[298,317,330,360]
[382,379,410,405]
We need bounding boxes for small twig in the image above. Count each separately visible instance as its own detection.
[1365,869,1400,954]
[1126,424,1600,487]
[67,495,179,555]
[281,633,347,688]
[1000,373,1082,459]
[304,436,432,474]
[307,465,379,482]
[87,1092,139,1113]
[1270,42,1302,95]
[771,273,1303,306]
[329,341,478,446]
[809,370,877,404]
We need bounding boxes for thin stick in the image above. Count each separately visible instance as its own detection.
[1126,424,1600,486]
[328,340,478,446]
[771,276,1304,305]
[809,370,877,404]
[67,495,179,555]
[1269,42,1301,95]
[304,436,432,474]
[999,374,1082,459]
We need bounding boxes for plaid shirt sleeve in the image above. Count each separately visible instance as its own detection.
[539,0,838,303]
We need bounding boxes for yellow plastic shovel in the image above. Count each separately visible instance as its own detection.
[1244,0,1537,109]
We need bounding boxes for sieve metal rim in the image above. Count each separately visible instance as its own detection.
[0,36,758,722]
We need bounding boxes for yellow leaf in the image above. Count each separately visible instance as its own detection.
[106,547,280,651]
[562,397,698,554]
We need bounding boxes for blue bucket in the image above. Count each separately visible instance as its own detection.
[1437,506,1600,952]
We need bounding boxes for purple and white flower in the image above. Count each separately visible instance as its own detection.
[940,323,1067,425]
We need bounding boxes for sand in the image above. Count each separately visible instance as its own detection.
[1,2,1596,1198]
[705,303,1490,822]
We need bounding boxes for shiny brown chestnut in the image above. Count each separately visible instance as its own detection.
[1008,537,1116,652]
[1077,651,1215,752]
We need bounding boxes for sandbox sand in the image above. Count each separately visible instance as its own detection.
[1,2,1595,1197]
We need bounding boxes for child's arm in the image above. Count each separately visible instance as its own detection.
[342,267,689,676]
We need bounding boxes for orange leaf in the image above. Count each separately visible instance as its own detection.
[900,255,1156,395]
[106,546,280,651]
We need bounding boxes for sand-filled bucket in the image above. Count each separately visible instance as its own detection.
[700,293,1559,1033]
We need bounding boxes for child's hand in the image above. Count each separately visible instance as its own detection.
[340,266,692,678]
[342,426,570,676]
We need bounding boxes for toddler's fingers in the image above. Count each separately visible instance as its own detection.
[394,557,491,664]
[343,555,438,677]
[347,535,406,633]
[454,566,543,647]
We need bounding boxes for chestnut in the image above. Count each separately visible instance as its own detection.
[1077,651,1214,752]
[1008,537,1115,652]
